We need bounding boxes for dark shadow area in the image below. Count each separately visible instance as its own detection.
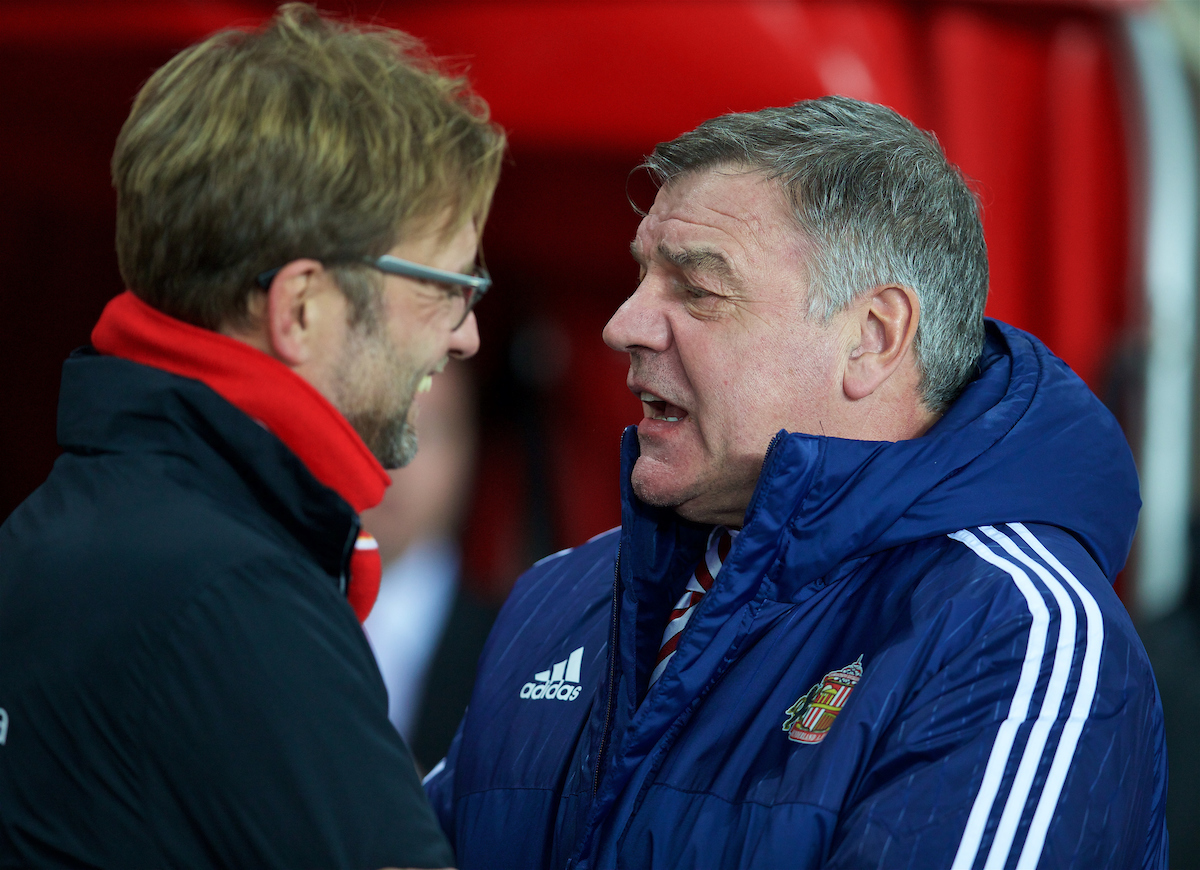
[1141,605,1200,868]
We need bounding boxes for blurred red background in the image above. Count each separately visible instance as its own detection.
[0,0,1147,601]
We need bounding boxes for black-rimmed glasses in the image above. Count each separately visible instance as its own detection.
[256,255,491,330]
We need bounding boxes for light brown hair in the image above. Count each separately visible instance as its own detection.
[113,2,506,328]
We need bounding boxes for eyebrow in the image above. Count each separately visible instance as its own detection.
[629,241,737,283]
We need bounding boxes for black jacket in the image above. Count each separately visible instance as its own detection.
[0,349,453,869]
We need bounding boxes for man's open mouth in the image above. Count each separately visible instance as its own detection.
[417,360,449,394]
[640,391,687,423]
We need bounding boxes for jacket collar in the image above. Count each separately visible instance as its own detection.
[91,291,390,514]
[83,290,390,620]
[619,320,1140,600]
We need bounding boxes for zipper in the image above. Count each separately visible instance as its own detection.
[740,431,786,526]
[338,515,361,595]
[591,545,622,800]
[761,431,784,476]
[579,432,786,856]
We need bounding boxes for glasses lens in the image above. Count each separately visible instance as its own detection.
[451,268,488,329]
[451,288,476,330]
[451,292,469,330]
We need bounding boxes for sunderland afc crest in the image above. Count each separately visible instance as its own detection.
[782,655,864,745]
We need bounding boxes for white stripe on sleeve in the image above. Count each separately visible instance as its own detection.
[948,529,1051,870]
[979,525,1082,870]
[422,756,447,786]
[1008,523,1104,870]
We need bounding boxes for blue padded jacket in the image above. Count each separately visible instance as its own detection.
[426,321,1168,869]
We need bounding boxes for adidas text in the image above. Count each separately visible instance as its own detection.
[521,646,584,701]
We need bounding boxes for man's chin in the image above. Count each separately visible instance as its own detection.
[630,458,690,511]
[630,457,750,527]
[376,422,418,470]
[348,411,417,470]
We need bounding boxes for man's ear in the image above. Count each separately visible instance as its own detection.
[843,285,920,401]
[264,259,329,367]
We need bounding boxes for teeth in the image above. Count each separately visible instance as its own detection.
[638,390,682,422]
[417,374,434,393]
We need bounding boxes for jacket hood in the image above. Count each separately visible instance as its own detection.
[620,320,1140,589]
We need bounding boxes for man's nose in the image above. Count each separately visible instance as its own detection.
[448,310,481,359]
[602,281,670,354]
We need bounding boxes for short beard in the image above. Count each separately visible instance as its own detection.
[331,290,422,470]
[348,409,418,469]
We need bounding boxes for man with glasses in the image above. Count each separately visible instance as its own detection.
[0,4,502,867]
[426,97,1168,868]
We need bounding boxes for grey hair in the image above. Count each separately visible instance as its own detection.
[641,95,988,411]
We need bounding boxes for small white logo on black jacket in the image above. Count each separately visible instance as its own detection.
[520,647,584,701]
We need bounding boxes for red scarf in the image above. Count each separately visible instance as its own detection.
[92,290,388,622]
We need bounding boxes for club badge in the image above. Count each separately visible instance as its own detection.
[782,655,864,745]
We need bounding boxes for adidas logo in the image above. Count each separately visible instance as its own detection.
[520,646,584,701]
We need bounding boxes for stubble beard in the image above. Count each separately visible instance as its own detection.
[334,317,421,470]
[349,406,418,470]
